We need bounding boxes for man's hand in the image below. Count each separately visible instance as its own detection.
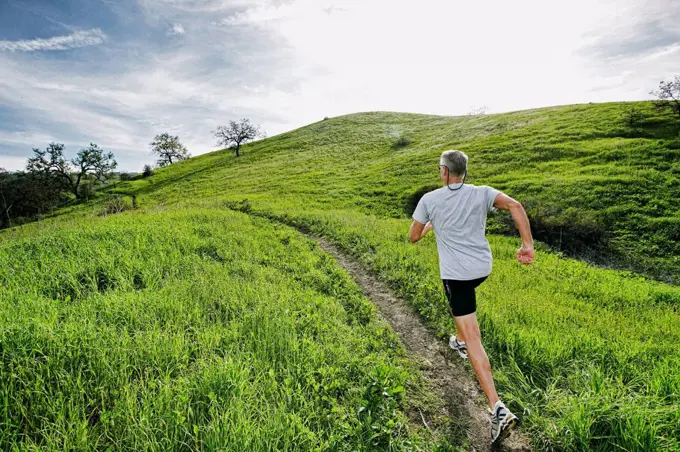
[494,192,535,265]
[516,244,534,265]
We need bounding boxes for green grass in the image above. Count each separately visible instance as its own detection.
[242,208,680,451]
[0,209,455,450]
[3,101,680,450]
[100,101,680,283]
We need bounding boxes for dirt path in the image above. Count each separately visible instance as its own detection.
[311,236,532,452]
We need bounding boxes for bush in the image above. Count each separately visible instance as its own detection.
[142,165,154,178]
[101,196,134,215]
[391,136,412,149]
[119,173,136,181]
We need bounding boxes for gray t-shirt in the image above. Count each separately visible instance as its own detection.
[412,184,501,280]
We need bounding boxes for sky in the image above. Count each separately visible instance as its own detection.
[1,0,679,172]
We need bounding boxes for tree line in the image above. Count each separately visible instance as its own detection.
[0,118,264,229]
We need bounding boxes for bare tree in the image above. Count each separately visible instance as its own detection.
[27,142,117,199]
[650,76,680,119]
[468,105,489,116]
[213,119,264,157]
[150,133,190,167]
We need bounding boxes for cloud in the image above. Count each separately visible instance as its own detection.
[169,23,185,35]
[580,1,680,62]
[0,155,29,172]
[1,0,679,172]
[0,29,107,52]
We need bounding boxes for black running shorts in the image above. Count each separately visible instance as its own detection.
[442,276,488,317]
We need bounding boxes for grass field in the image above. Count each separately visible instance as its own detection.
[0,209,455,450]
[2,101,680,450]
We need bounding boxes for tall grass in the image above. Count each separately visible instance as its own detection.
[242,207,680,451]
[0,209,454,450]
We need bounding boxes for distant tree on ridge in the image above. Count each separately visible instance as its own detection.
[213,119,264,157]
[650,76,680,119]
[150,133,190,167]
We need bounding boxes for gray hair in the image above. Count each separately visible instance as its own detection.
[440,150,468,176]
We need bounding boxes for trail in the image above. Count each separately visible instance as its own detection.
[310,236,532,452]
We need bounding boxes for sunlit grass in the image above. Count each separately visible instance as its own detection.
[0,209,454,450]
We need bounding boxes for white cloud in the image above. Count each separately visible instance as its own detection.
[0,155,28,172]
[1,0,679,172]
[169,23,185,35]
[220,0,679,117]
[0,29,107,52]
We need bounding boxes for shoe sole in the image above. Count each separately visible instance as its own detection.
[492,415,519,445]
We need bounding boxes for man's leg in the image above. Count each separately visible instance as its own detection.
[444,281,466,343]
[454,312,499,409]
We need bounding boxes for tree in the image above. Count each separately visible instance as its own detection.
[213,119,264,157]
[26,142,72,192]
[650,76,680,119]
[72,143,117,197]
[0,168,12,227]
[150,133,190,167]
[0,169,62,228]
[468,105,489,116]
[27,142,117,199]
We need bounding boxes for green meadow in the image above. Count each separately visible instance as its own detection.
[2,101,680,450]
[0,209,453,450]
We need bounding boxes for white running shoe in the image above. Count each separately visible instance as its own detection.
[490,400,518,444]
[448,335,468,359]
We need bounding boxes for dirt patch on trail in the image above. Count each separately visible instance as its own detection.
[311,237,532,452]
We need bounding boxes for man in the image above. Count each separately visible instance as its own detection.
[409,150,534,445]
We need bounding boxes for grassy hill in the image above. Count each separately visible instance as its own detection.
[2,101,680,450]
[115,101,679,283]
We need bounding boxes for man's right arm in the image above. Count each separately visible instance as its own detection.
[493,193,534,265]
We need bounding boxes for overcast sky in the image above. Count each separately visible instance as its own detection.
[1,0,679,171]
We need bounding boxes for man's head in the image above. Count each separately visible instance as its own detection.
[439,150,468,184]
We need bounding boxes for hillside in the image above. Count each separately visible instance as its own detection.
[118,101,680,283]
[2,101,680,450]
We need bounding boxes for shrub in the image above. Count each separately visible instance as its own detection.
[142,165,154,178]
[101,196,134,215]
[391,136,412,149]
